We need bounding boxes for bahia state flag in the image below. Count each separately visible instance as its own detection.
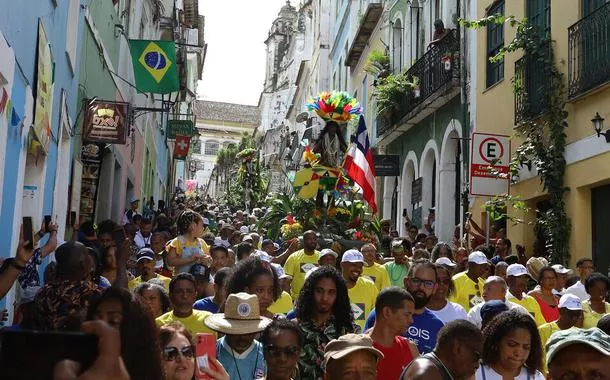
[129,40,180,94]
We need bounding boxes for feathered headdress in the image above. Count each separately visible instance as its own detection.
[305,91,362,123]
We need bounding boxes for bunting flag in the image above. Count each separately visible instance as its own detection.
[173,135,191,160]
[0,89,8,115]
[129,40,180,94]
[5,99,12,122]
[11,107,20,127]
[343,115,377,213]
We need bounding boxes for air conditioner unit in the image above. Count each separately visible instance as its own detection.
[183,0,199,28]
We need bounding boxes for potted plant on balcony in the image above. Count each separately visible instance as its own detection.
[364,49,391,81]
[374,73,419,121]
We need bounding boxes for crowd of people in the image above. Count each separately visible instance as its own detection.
[0,198,609,379]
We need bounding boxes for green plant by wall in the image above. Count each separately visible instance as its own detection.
[461,15,571,265]
[363,49,390,78]
[373,72,419,117]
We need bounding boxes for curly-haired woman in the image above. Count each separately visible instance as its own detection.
[294,266,359,380]
[475,309,545,380]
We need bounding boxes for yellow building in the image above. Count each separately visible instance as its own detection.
[473,0,610,272]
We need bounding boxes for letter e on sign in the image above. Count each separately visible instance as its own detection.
[469,133,510,196]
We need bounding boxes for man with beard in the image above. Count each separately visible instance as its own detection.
[364,260,445,354]
[340,250,379,330]
[490,237,511,265]
[283,230,320,299]
[295,266,358,380]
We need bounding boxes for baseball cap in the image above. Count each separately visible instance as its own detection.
[136,248,155,262]
[239,226,249,234]
[320,248,338,259]
[390,239,404,252]
[506,263,530,277]
[324,334,384,365]
[551,264,570,274]
[480,300,509,323]
[341,249,364,264]
[468,251,488,265]
[189,263,209,278]
[242,234,254,242]
[202,217,209,225]
[211,244,229,254]
[435,257,456,267]
[130,197,140,204]
[546,327,610,364]
[558,294,582,310]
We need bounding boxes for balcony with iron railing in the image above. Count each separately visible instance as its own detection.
[568,2,610,99]
[376,29,460,138]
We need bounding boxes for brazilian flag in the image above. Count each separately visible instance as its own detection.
[129,40,180,94]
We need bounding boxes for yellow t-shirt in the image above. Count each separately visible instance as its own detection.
[582,300,610,328]
[128,274,172,291]
[449,272,485,312]
[156,310,215,336]
[507,293,546,326]
[362,263,391,292]
[283,249,320,299]
[268,291,294,315]
[167,236,210,274]
[348,277,379,330]
[539,321,560,372]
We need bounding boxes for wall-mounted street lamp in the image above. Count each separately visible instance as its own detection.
[592,112,609,142]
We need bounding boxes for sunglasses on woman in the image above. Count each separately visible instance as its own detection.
[163,345,195,361]
[265,344,300,358]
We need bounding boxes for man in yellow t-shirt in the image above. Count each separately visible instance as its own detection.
[341,249,379,330]
[505,264,546,326]
[283,231,320,299]
[361,243,390,292]
[449,251,488,311]
[155,272,215,336]
[128,248,171,290]
[268,290,293,315]
[539,293,583,370]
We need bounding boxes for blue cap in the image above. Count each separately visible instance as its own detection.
[480,300,509,324]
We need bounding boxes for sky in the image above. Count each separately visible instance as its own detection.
[197,0,291,106]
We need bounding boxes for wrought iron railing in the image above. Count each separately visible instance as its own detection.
[376,29,459,137]
[514,42,551,124]
[568,2,610,99]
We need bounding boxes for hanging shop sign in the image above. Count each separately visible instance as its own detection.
[82,99,129,144]
[167,119,194,139]
[33,20,53,154]
[79,143,103,221]
[372,155,400,177]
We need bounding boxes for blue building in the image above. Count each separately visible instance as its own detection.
[0,0,84,310]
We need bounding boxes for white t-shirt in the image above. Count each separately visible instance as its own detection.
[565,281,590,302]
[467,300,530,328]
[475,365,544,380]
[428,301,467,324]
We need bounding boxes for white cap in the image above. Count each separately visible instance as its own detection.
[468,251,488,265]
[271,263,289,279]
[239,226,249,234]
[202,217,209,225]
[320,248,338,259]
[507,264,530,277]
[253,250,273,262]
[341,249,364,263]
[558,293,582,310]
[242,234,254,242]
[435,257,456,267]
[552,264,570,274]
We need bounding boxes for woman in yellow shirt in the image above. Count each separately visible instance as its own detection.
[582,273,610,328]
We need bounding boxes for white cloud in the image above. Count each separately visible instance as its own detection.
[198,0,290,106]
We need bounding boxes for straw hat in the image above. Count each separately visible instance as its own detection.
[526,257,547,280]
[204,293,271,335]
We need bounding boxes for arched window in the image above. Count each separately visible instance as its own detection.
[392,18,403,72]
[204,140,220,156]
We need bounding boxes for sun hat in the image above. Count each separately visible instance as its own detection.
[551,264,570,274]
[204,293,272,335]
[435,257,457,267]
[136,248,155,263]
[320,248,338,259]
[324,334,384,366]
[468,251,488,265]
[507,263,530,277]
[558,294,582,311]
[546,327,610,364]
[341,249,364,263]
[526,257,547,279]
